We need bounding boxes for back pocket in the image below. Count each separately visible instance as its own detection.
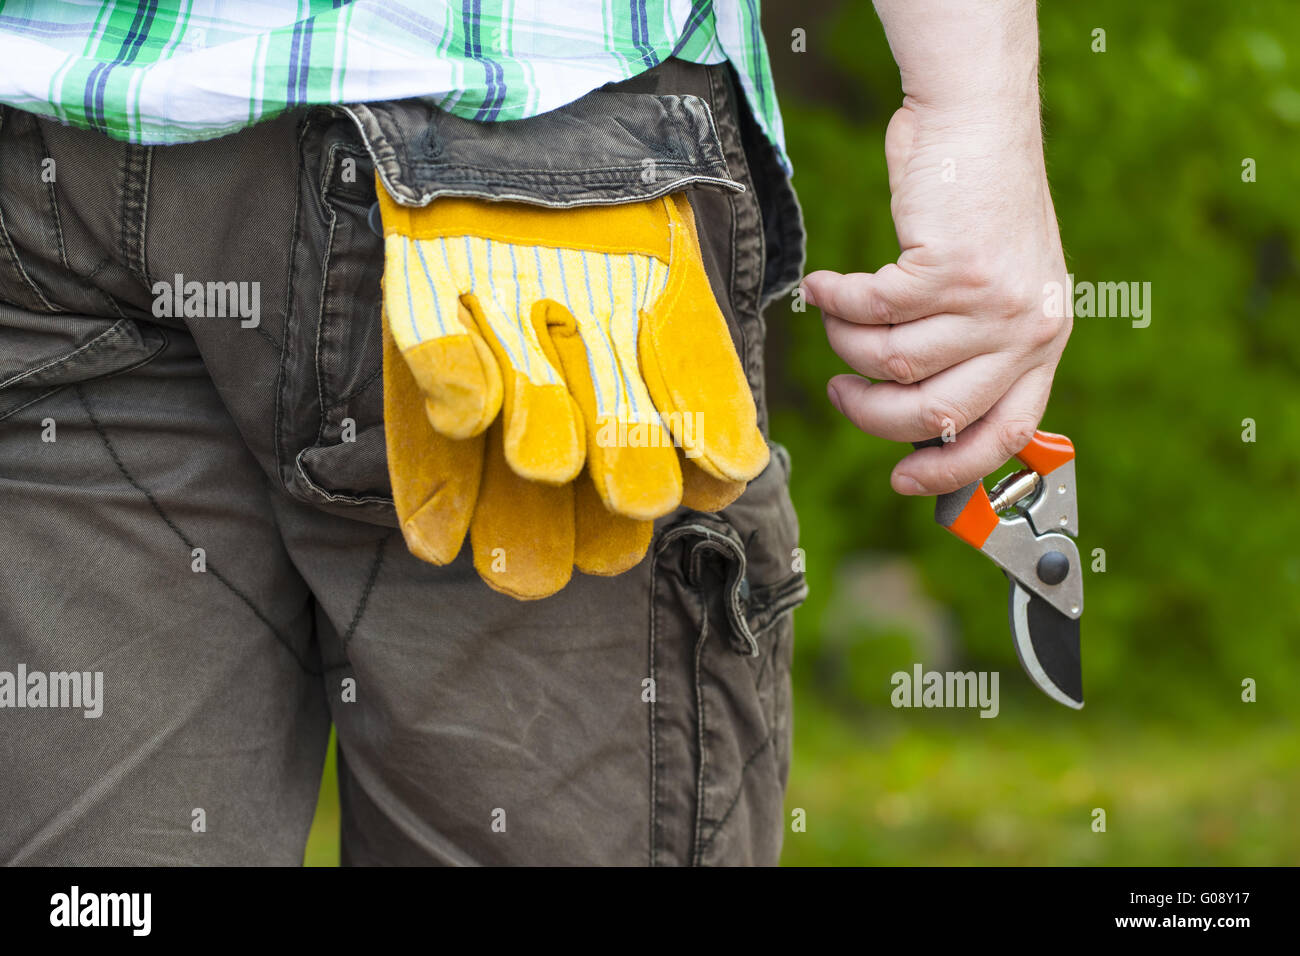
[278,83,745,523]
[279,110,391,523]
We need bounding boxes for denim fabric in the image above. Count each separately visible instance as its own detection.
[0,59,807,866]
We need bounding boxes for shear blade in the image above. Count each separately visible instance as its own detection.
[1007,577,1083,709]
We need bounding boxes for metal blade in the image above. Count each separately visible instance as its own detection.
[1007,577,1083,709]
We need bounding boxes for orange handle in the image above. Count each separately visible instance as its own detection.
[1015,430,1075,477]
[929,430,1075,550]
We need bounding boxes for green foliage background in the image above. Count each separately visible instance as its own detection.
[306,0,1300,866]
[762,0,1299,864]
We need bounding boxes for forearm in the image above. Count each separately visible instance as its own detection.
[873,0,1041,121]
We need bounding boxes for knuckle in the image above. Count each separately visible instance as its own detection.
[882,346,916,384]
[923,400,965,437]
[950,249,996,292]
[989,278,1039,322]
[939,462,967,492]
[1025,305,1069,349]
[867,292,897,325]
[997,418,1038,459]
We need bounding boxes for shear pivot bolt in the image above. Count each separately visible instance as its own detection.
[1036,550,1070,585]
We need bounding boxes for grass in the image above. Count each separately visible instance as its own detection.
[780,700,1298,866]
[303,704,1297,866]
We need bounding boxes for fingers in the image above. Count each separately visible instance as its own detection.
[383,235,504,439]
[573,468,653,576]
[823,311,1002,384]
[888,368,1054,496]
[639,195,769,483]
[801,263,952,327]
[382,307,483,564]
[465,290,584,485]
[827,350,1026,445]
[679,450,748,512]
[471,418,575,599]
[539,299,683,520]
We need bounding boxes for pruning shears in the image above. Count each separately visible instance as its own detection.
[915,431,1084,708]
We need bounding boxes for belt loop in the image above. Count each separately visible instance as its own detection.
[119,142,153,288]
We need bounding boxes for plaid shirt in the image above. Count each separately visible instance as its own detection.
[0,0,789,171]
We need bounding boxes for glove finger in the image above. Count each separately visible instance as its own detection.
[381,232,503,440]
[574,466,653,576]
[458,236,584,485]
[638,193,769,483]
[383,306,480,563]
[538,258,681,520]
[679,448,749,513]
[471,417,575,600]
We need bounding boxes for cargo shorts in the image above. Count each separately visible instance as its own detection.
[0,58,807,866]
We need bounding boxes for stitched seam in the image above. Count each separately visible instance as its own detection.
[249,320,281,352]
[137,147,153,285]
[322,360,381,413]
[274,118,312,488]
[32,121,69,271]
[690,592,709,866]
[97,288,128,320]
[752,631,774,688]
[0,204,61,312]
[313,171,336,445]
[0,321,166,409]
[118,146,140,285]
[0,385,66,423]
[340,532,390,647]
[382,175,742,210]
[648,539,660,867]
[710,70,749,404]
[75,383,318,675]
[697,726,777,857]
[0,320,140,390]
[293,448,393,506]
[402,159,729,180]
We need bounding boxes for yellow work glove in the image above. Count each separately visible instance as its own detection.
[377,180,768,599]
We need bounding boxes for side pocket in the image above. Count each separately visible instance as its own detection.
[649,443,806,866]
[279,108,392,523]
[0,309,166,422]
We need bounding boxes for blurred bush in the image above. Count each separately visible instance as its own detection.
[766,0,1300,724]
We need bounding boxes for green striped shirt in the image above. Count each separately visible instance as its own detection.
[0,1,789,172]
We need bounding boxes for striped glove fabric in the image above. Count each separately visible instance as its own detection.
[376,181,768,599]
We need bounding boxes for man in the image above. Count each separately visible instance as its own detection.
[0,0,1068,865]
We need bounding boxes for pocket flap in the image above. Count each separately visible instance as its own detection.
[0,308,166,421]
[342,89,744,209]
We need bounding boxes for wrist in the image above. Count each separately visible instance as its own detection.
[875,0,1041,119]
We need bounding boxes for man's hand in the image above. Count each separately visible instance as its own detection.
[801,0,1071,496]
